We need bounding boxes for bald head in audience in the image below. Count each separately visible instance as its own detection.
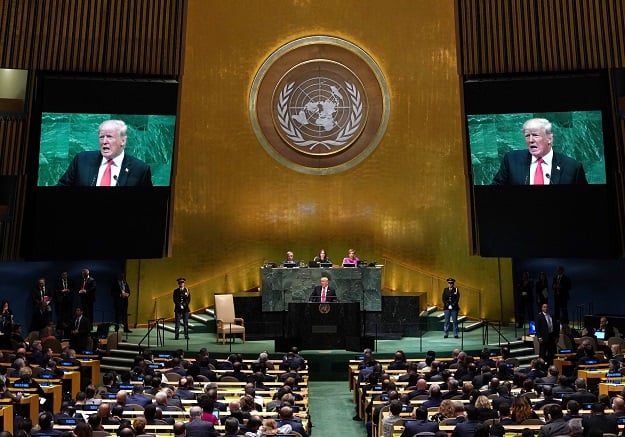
[116,390,127,405]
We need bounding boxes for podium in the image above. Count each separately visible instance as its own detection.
[286,302,361,350]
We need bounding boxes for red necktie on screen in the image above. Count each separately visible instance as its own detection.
[321,288,326,303]
[534,158,545,185]
[101,159,114,186]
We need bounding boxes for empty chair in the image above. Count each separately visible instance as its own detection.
[42,337,63,354]
[607,336,625,353]
[165,372,182,382]
[214,294,245,344]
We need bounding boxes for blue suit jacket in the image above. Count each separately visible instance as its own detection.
[492,150,588,185]
[57,151,153,186]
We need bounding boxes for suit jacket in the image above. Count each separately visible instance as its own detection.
[309,285,338,302]
[31,283,52,313]
[492,150,588,185]
[553,273,572,302]
[70,315,91,351]
[400,420,438,437]
[539,418,570,437]
[562,390,598,406]
[111,279,131,299]
[184,418,219,437]
[78,276,97,304]
[536,311,559,342]
[452,419,481,437]
[581,414,619,436]
[54,276,74,304]
[57,150,153,187]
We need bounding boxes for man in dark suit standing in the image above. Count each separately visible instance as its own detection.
[70,306,91,352]
[536,303,559,364]
[31,277,53,332]
[111,272,132,333]
[492,118,588,185]
[54,271,74,337]
[57,119,152,187]
[309,276,338,303]
[553,266,572,323]
[78,268,96,324]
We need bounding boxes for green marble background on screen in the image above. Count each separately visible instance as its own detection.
[38,113,175,186]
[469,111,606,185]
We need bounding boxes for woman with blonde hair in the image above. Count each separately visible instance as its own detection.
[430,399,455,422]
[256,418,292,436]
[475,395,497,421]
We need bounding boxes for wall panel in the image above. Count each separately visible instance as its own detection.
[457,0,625,74]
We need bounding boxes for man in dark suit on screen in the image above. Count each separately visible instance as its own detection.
[57,119,152,187]
[492,118,588,185]
[309,276,338,303]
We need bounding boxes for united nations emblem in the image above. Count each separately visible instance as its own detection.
[274,62,366,156]
[318,303,331,314]
[250,36,389,174]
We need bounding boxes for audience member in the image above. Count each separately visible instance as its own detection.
[539,404,568,437]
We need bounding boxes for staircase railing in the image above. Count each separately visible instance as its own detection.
[481,319,513,346]
[381,255,483,318]
[139,318,165,349]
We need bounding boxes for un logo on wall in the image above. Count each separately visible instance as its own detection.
[250,36,390,174]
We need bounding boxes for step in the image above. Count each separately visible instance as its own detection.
[161,322,198,333]
[205,308,215,317]
[108,348,140,358]
[425,305,438,315]
[101,356,135,365]
[515,353,539,363]
[463,320,485,332]
[100,364,134,373]
[509,347,535,356]
[115,342,142,351]
[190,313,212,324]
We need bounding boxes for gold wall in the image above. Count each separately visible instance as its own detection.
[129,0,514,325]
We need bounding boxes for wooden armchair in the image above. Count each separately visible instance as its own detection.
[214,294,245,344]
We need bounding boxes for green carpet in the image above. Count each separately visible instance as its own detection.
[308,380,364,437]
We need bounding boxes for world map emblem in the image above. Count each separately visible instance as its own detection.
[274,65,366,156]
[250,36,390,174]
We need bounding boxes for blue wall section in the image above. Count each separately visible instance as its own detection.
[513,258,625,323]
[0,260,125,332]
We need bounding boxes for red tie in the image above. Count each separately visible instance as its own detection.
[321,288,326,303]
[534,158,544,185]
[101,159,114,186]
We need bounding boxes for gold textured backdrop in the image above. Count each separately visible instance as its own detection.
[128,0,514,326]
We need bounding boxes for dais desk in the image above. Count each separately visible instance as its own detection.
[261,266,382,311]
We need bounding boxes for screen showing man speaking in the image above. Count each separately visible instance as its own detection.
[38,113,175,187]
[467,111,606,186]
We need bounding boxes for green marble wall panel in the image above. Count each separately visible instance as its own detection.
[468,111,605,185]
[261,266,382,311]
[37,113,175,186]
